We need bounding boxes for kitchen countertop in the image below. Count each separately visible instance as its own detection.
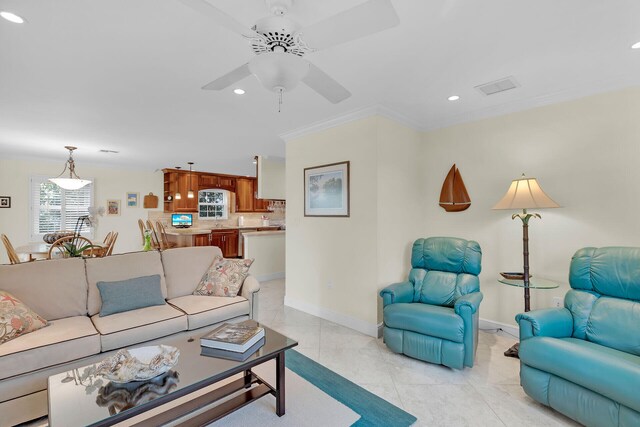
[164,226,281,236]
[242,230,285,237]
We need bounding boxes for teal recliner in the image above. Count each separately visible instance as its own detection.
[517,247,640,427]
[379,237,483,369]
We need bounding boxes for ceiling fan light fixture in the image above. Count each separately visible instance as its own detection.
[0,11,25,24]
[249,52,310,93]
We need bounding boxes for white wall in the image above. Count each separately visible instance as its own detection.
[286,116,423,335]
[243,231,285,281]
[422,87,640,326]
[0,157,163,263]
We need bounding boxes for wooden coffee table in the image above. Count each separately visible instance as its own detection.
[47,324,297,426]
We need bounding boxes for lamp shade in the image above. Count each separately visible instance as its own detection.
[49,177,91,190]
[493,175,559,210]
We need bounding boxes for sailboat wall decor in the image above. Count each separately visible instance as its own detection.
[439,164,471,212]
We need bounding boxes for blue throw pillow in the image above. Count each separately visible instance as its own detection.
[97,274,165,317]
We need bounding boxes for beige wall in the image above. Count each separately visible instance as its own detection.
[0,158,163,263]
[285,86,640,334]
[422,87,640,326]
[244,231,285,281]
[286,116,423,335]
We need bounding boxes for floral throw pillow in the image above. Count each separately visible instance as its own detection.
[193,256,254,297]
[0,290,49,345]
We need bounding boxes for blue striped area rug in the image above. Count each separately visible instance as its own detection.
[285,350,417,427]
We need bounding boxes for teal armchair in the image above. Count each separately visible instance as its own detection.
[380,237,483,369]
[517,247,640,426]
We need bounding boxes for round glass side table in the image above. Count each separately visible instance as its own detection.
[498,277,559,358]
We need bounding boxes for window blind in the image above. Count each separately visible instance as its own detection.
[30,176,94,239]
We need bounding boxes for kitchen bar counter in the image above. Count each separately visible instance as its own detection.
[164,226,280,236]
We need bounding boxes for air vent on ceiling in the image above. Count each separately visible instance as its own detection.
[475,76,519,96]
[99,149,119,154]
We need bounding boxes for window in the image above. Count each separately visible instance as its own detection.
[30,176,94,239]
[198,189,228,220]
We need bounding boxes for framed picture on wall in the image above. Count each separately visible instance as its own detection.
[0,196,10,208]
[107,200,121,216]
[304,161,350,217]
[126,192,139,208]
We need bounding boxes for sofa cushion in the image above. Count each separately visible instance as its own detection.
[383,303,464,343]
[570,247,640,300]
[0,291,49,345]
[519,337,640,412]
[162,246,222,299]
[0,258,88,320]
[193,257,254,297]
[586,296,640,356]
[168,295,250,330]
[0,316,100,380]
[91,304,187,351]
[411,237,482,275]
[85,251,167,316]
[97,274,166,317]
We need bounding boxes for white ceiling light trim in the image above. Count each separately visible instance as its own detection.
[233,88,246,95]
[0,11,25,24]
[448,95,460,101]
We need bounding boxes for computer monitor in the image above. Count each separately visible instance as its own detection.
[171,213,193,228]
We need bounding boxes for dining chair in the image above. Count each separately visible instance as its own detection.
[138,219,146,245]
[1,234,27,264]
[155,221,177,250]
[47,236,95,260]
[105,232,118,256]
[146,220,161,249]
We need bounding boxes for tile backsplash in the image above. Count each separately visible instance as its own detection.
[147,210,285,229]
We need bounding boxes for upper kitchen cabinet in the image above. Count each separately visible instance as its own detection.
[235,177,254,212]
[198,173,236,192]
[163,169,198,213]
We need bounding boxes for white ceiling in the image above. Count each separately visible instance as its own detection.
[1,0,639,175]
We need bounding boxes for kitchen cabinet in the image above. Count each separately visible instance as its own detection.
[235,178,254,212]
[198,173,236,192]
[163,170,197,213]
[193,234,210,246]
[210,229,239,258]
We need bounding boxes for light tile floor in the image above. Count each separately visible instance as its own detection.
[258,279,581,427]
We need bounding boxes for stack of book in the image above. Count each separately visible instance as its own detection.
[200,320,265,361]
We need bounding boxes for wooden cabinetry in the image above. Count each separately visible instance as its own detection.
[198,174,236,192]
[193,234,210,247]
[210,229,239,258]
[235,178,254,212]
[236,177,271,212]
[163,169,197,213]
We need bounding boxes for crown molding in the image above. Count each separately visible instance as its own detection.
[279,104,424,142]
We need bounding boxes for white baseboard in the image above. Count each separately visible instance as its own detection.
[255,272,285,282]
[284,295,379,337]
[479,318,518,337]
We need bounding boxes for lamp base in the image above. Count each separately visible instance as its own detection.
[504,342,520,358]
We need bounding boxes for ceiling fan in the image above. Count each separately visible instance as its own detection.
[180,0,399,105]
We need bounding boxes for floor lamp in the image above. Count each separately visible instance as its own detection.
[493,174,559,355]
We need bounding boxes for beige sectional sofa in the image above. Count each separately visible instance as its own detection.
[0,246,259,427]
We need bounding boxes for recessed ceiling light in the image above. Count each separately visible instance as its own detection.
[233,88,246,95]
[0,11,25,24]
[448,95,460,101]
[632,41,640,49]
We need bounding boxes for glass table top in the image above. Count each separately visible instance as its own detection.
[47,322,297,427]
[498,277,559,289]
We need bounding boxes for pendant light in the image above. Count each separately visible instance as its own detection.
[187,162,195,199]
[49,146,92,190]
[174,166,182,200]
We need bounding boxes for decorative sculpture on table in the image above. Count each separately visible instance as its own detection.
[439,164,471,212]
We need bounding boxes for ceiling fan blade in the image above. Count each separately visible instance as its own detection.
[302,64,351,104]
[202,63,252,90]
[179,0,259,38]
[300,0,399,50]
